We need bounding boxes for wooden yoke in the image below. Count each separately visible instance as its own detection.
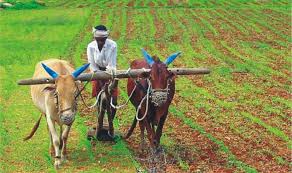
[17,68,211,85]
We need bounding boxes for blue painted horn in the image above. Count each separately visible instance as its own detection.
[72,63,90,78]
[141,48,154,66]
[164,52,181,65]
[41,63,59,79]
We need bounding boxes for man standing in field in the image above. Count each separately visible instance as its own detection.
[87,24,118,120]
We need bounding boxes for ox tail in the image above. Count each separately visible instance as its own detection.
[123,116,137,139]
[23,114,43,141]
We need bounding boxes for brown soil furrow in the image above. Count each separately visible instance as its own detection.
[153,9,173,57]
[164,114,236,172]
[173,9,222,67]
[262,9,292,25]
[203,9,288,64]
[234,9,288,43]
[169,9,290,129]
[125,10,144,41]
[246,9,290,37]
[208,9,249,37]
[270,8,291,17]
[193,9,289,85]
[125,10,135,41]
[190,10,247,63]
[214,8,261,36]
[172,93,290,172]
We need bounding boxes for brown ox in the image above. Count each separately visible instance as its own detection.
[24,59,89,168]
[124,49,180,150]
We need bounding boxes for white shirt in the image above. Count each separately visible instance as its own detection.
[87,39,117,72]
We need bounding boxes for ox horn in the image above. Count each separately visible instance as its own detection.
[164,52,181,65]
[41,63,59,79]
[141,48,154,66]
[72,63,90,78]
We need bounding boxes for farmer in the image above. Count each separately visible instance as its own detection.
[87,24,118,113]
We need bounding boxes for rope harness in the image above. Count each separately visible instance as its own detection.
[135,79,151,121]
[53,91,77,116]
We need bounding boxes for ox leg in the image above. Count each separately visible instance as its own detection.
[47,123,54,156]
[144,119,156,148]
[61,125,71,162]
[46,115,61,168]
[139,120,146,152]
[59,126,63,150]
[155,113,167,149]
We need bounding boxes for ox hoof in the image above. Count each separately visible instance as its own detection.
[54,159,62,169]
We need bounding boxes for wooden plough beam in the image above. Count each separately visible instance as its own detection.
[17,68,211,85]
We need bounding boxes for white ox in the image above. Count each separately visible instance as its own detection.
[24,59,89,168]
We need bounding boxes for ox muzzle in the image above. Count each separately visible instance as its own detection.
[59,107,76,125]
[150,78,171,107]
[151,89,169,107]
[60,113,75,125]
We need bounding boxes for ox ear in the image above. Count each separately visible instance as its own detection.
[72,63,90,78]
[141,48,154,66]
[41,63,59,79]
[42,86,56,93]
[164,52,181,66]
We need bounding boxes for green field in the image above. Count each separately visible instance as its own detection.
[0,0,291,172]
